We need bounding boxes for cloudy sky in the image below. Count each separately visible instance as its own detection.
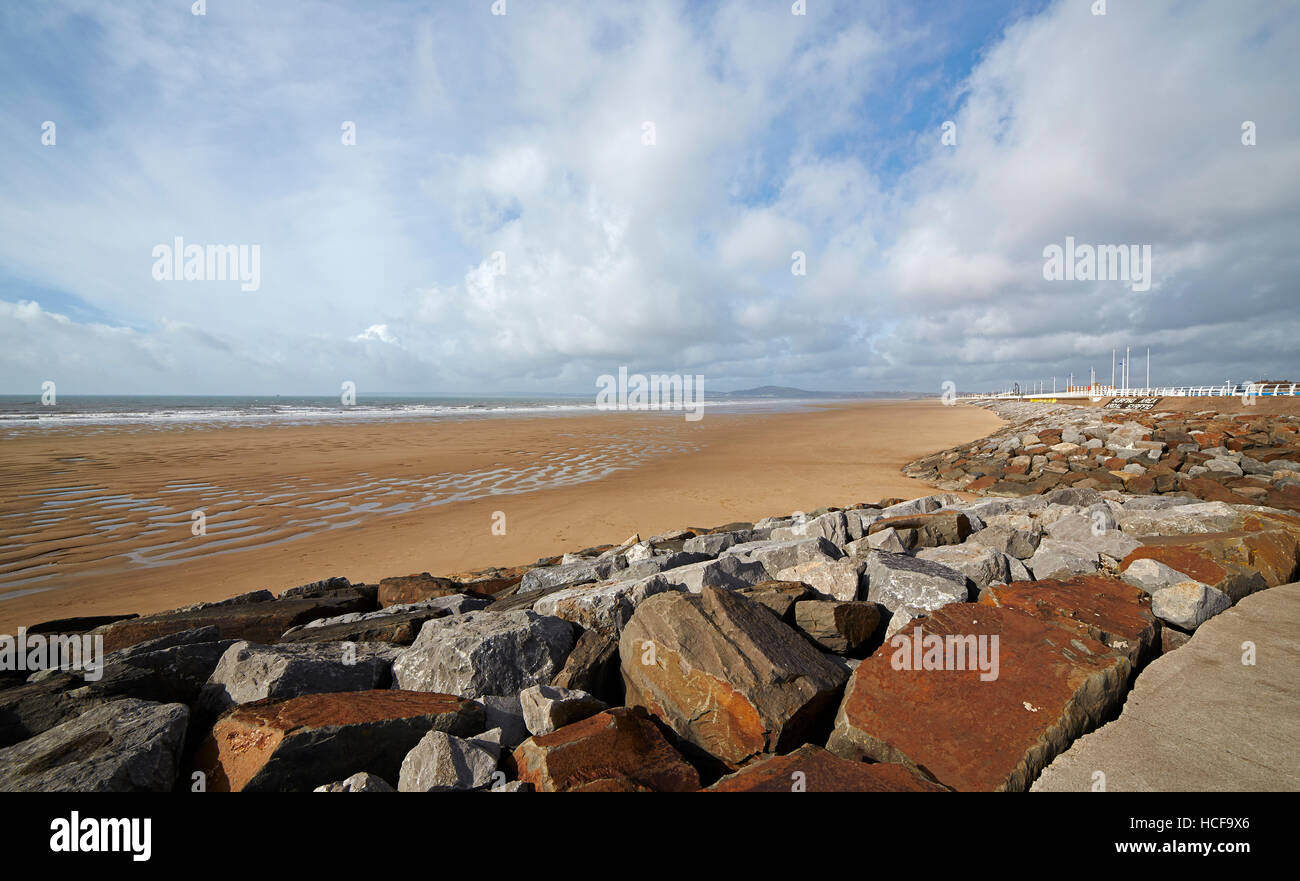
[1,0,1297,396]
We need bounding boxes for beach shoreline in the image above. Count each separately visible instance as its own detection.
[0,399,1003,631]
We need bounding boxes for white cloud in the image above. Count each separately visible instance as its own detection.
[1,0,1296,394]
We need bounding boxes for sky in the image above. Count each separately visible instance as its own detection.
[1,0,1297,396]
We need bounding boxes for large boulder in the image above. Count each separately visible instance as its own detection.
[915,544,1012,594]
[773,558,863,602]
[530,575,680,631]
[0,674,98,748]
[827,602,1133,791]
[978,575,1161,666]
[867,512,972,549]
[314,771,395,792]
[1026,539,1102,580]
[1042,513,1142,560]
[654,554,772,594]
[398,729,501,792]
[194,690,483,791]
[376,573,469,608]
[619,586,848,769]
[968,523,1041,559]
[518,557,627,595]
[391,610,575,698]
[1119,518,1300,602]
[0,698,188,792]
[705,744,948,792]
[279,597,487,645]
[723,537,843,572]
[198,641,393,717]
[96,588,376,653]
[509,707,700,792]
[1150,580,1232,630]
[864,552,969,634]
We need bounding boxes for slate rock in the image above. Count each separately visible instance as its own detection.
[0,698,188,792]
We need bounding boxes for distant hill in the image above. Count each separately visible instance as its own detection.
[723,386,920,399]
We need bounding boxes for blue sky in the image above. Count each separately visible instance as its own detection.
[1,0,1297,395]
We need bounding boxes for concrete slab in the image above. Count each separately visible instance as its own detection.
[1032,582,1300,791]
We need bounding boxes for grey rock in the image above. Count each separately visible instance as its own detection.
[725,536,843,572]
[1151,581,1233,630]
[770,511,849,547]
[1118,501,1244,536]
[391,610,575,698]
[476,695,530,749]
[1043,514,1141,560]
[916,544,1011,593]
[969,524,1041,559]
[397,730,499,792]
[518,556,628,594]
[531,574,681,631]
[864,551,968,622]
[0,698,188,792]
[774,558,863,602]
[199,641,392,717]
[314,771,395,792]
[656,554,772,594]
[683,531,747,556]
[1121,558,1195,594]
[792,600,880,654]
[1026,539,1102,580]
[520,685,607,736]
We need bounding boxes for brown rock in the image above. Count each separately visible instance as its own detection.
[619,586,849,769]
[706,744,949,792]
[734,580,817,622]
[1160,628,1191,654]
[377,573,468,608]
[194,690,483,792]
[551,626,622,705]
[793,600,881,654]
[827,603,1132,791]
[278,608,449,646]
[510,707,700,792]
[1120,519,1300,602]
[867,512,972,548]
[99,591,375,653]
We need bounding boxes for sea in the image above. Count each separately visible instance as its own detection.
[0,392,851,430]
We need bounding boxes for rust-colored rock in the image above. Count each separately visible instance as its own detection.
[510,707,700,792]
[826,603,1132,791]
[194,690,483,792]
[978,574,1160,666]
[705,744,949,792]
[1120,521,1299,601]
[619,586,848,770]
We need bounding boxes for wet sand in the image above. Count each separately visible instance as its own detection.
[0,400,1003,631]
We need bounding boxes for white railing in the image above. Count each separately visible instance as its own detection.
[962,383,1298,401]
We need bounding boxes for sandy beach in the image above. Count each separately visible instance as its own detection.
[0,400,1002,631]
